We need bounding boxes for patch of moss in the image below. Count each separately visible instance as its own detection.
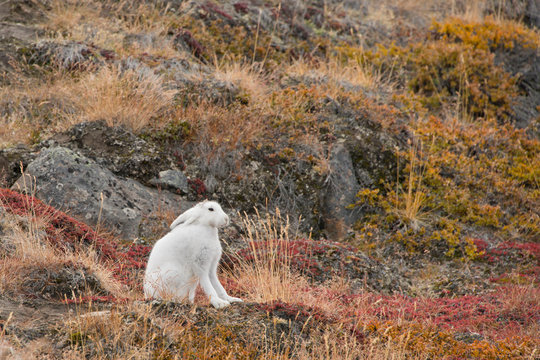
[365,41,518,120]
[431,16,540,51]
[176,324,261,359]
[364,320,538,359]
[139,120,191,145]
[343,17,539,121]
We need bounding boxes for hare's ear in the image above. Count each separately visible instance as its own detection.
[170,206,200,230]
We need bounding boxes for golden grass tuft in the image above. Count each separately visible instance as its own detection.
[499,284,540,318]
[392,138,428,231]
[296,326,430,360]
[179,101,266,165]
[46,0,100,34]
[0,64,176,145]
[62,301,175,359]
[286,57,385,93]
[0,69,77,147]
[226,209,299,303]
[45,0,178,59]
[72,65,176,131]
[213,61,269,107]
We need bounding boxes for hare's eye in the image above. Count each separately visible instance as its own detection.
[208,207,214,212]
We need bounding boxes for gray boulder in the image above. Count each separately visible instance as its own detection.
[46,120,176,185]
[12,147,182,239]
[321,143,362,240]
[150,169,189,194]
[0,0,44,77]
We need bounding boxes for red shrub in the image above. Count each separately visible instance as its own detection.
[0,188,152,294]
[233,2,249,14]
[0,188,119,260]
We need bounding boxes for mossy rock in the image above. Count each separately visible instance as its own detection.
[22,264,108,300]
[46,120,177,185]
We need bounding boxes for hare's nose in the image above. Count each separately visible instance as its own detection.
[225,214,230,226]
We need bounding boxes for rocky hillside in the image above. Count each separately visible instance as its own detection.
[0,0,539,358]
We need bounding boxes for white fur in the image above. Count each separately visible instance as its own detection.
[143,201,242,308]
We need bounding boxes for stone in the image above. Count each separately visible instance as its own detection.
[12,147,181,239]
[0,144,35,187]
[47,120,175,184]
[0,8,43,77]
[321,143,362,240]
[150,169,189,194]
[29,40,106,69]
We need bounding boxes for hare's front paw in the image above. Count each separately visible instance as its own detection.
[211,297,230,309]
[225,296,243,303]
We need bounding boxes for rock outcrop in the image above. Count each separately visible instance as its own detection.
[321,143,362,240]
[12,147,183,239]
[46,120,177,185]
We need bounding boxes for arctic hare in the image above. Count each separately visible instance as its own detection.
[144,200,242,308]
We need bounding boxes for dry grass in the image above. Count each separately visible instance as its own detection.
[295,328,364,360]
[498,284,540,337]
[45,0,125,54]
[296,326,430,360]
[227,209,299,303]
[0,205,124,299]
[450,0,491,22]
[62,301,174,359]
[45,0,178,59]
[213,61,270,107]
[392,139,428,231]
[0,64,176,146]
[72,65,176,131]
[0,177,124,299]
[360,0,507,30]
[186,62,271,154]
[179,101,266,169]
[46,0,100,33]
[286,57,385,93]
[0,69,77,146]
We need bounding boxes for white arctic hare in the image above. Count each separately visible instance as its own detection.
[144,200,242,308]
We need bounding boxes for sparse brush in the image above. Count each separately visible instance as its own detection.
[392,139,427,231]
[0,69,77,146]
[46,0,99,33]
[178,101,266,179]
[226,209,300,303]
[295,325,429,360]
[499,284,540,319]
[0,64,175,143]
[286,57,387,93]
[295,326,365,360]
[0,176,125,299]
[63,301,176,359]
[71,65,176,131]
[0,207,123,299]
[45,0,178,58]
[213,61,269,107]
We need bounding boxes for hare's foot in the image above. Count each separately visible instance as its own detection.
[211,297,230,309]
[224,296,243,303]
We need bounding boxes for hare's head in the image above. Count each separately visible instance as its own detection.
[170,201,230,229]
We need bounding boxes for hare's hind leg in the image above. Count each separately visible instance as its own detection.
[198,273,229,308]
[188,278,199,303]
[193,262,229,308]
[209,257,243,303]
[153,265,191,301]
